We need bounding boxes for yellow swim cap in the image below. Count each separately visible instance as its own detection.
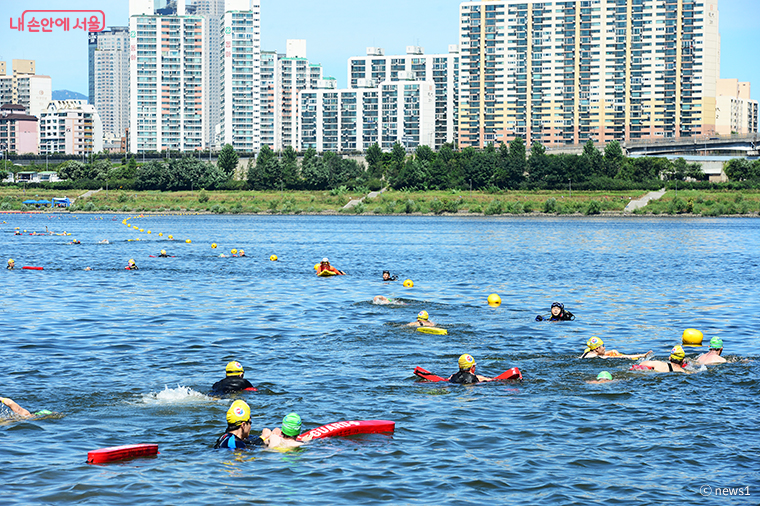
[586,337,604,351]
[226,400,251,425]
[160,250,166,255]
[225,361,244,376]
[128,259,135,265]
[7,258,13,264]
[458,354,476,370]
[670,345,686,362]
[417,311,429,320]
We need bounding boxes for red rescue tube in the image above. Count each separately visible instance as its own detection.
[297,420,395,441]
[87,444,159,464]
[492,367,522,381]
[414,366,447,382]
[22,266,43,270]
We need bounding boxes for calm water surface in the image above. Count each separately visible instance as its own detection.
[1,214,759,505]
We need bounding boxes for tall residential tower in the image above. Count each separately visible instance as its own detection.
[458,0,721,148]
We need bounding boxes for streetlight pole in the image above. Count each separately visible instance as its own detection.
[569,179,572,197]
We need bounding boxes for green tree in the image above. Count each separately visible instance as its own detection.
[603,140,625,178]
[724,158,753,181]
[580,139,603,179]
[387,142,407,180]
[509,137,527,176]
[217,143,239,179]
[281,145,299,188]
[366,143,384,178]
[415,145,436,163]
[301,148,329,189]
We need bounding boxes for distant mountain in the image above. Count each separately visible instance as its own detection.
[52,90,88,101]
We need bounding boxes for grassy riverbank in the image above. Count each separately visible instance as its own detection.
[1,187,759,216]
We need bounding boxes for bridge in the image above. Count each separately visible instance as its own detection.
[624,134,759,157]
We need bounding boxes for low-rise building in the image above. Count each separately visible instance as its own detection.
[0,103,39,154]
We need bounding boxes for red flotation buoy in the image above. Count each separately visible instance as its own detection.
[22,266,43,270]
[87,444,159,464]
[414,366,447,382]
[297,420,395,441]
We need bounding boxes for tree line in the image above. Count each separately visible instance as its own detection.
[6,139,760,192]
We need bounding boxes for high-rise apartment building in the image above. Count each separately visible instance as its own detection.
[129,0,206,153]
[0,60,52,118]
[299,78,436,152]
[278,40,326,150]
[715,79,758,135]
[459,0,720,148]
[219,0,261,151]
[88,27,130,141]
[260,50,282,150]
[347,45,459,148]
[39,100,103,155]
[193,0,225,148]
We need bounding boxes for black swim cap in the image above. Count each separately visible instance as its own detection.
[551,302,564,309]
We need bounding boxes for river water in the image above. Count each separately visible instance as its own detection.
[1,214,758,505]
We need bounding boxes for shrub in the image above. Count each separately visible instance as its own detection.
[403,199,418,214]
[543,197,557,214]
[484,199,504,215]
[367,178,383,191]
[585,200,602,215]
[469,205,483,213]
[198,189,209,203]
[117,191,129,203]
[353,202,366,214]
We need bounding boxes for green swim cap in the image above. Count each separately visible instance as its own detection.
[34,410,52,416]
[281,413,302,437]
[596,371,613,381]
[709,336,723,350]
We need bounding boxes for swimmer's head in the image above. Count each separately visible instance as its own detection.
[7,258,14,265]
[458,353,476,370]
[160,249,166,255]
[586,336,604,351]
[670,345,686,363]
[128,259,135,265]
[417,311,429,321]
[596,371,613,381]
[709,336,723,350]
[321,257,329,264]
[551,302,564,309]
[225,361,244,377]
[281,412,302,437]
[226,400,251,426]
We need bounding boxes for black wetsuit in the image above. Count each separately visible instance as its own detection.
[213,432,264,449]
[449,370,480,384]
[211,376,254,394]
[549,310,575,321]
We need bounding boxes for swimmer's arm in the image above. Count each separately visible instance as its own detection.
[300,433,313,442]
[0,397,33,418]
[618,351,653,360]
[476,375,492,382]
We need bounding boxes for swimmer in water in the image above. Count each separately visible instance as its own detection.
[373,295,391,304]
[69,239,81,244]
[448,354,492,384]
[213,400,262,449]
[261,413,313,450]
[696,337,727,365]
[0,397,52,419]
[407,310,436,327]
[580,337,652,359]
[126,259,138,270]
[536,302,575,321]
[158,249,169,258]
[7,258,14,270]
[636,346,691,373]
[586,371,615,384]
[84,267,92,271]
[239,250,246,257]
[98,239,109,244]
[211,361,255,395]
[382,270,398,281]
[317,258,345,275]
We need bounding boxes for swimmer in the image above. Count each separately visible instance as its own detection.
[84,267,92,271]
[382,270,398,281]
[448,354,492,384]
[14,230,21,235]
[586,371,615,384]
[69,239,81,244]
[536,302,575,321]
[580,337,652,359]
[219,254,227,258]
[261,413,313,450]
[98,239,109,244]
[211,361,255,395]
[317,258,345,275]
[0,397,52,419]
[213,400,262,449]
[696,337,727,365]
[636,346,691,373]
[7,258,14,270]
[158,249,169,258]
[373,295,391,304]
[238,249,246,257]
[407,310,436,327]
[126,259,138,270]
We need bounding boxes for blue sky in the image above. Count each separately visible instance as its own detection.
[0,0,758,100]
